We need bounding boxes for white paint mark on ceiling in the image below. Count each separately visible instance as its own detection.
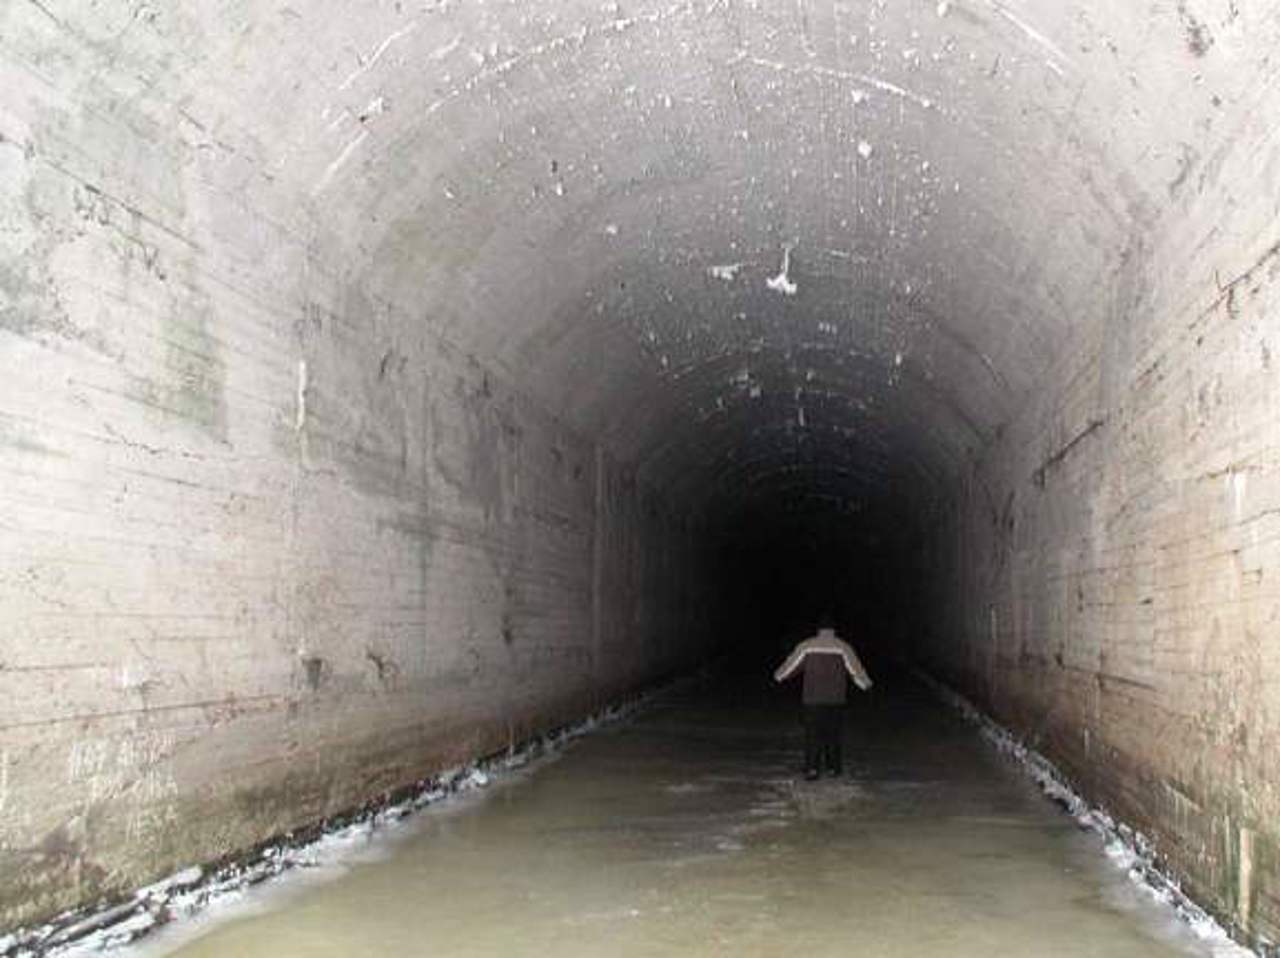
[708,263,745,281]
[742,55,936,111]
[339,21,420,90]
[312,129,370,194]
[986,0,1073,76]
[766,245,798,296]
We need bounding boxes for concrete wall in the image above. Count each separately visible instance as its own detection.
[918,143,1280,949]
[0,34,710,937]
[6,0,1280,948]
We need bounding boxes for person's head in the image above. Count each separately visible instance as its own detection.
[817,611,836,632]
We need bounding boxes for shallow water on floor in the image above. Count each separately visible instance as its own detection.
[133,676,1240,957]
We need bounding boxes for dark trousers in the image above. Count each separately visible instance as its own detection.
[803,704,844,775]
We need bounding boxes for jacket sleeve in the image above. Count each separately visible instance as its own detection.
[773,641,809,682]
[838,640,873,690]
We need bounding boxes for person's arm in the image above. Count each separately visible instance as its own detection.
[773,641,810,682]
[837,640,873,690]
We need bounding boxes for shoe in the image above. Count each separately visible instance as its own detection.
[828,767,843,777]
[804,769,820,781]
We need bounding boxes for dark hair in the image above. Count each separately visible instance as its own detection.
[817,612,836,630]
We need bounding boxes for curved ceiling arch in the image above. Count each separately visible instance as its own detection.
[61,0,1256,515]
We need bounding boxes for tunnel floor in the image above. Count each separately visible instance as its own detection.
[135,672,1229,957]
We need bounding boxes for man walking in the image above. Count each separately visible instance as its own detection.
[774,622,872,780]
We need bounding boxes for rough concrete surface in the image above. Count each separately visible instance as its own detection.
[1,0,1278,951]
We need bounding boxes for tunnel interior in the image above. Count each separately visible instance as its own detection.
[2,0,1279,951]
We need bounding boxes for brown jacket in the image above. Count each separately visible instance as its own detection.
[774,629,872,705]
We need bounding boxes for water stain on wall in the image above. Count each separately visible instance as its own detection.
[430,368,519,522]
[135,288,228,441]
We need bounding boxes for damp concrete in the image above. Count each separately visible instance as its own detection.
[138,672,1239,957]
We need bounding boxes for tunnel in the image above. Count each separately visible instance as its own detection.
[2,0,1279,952]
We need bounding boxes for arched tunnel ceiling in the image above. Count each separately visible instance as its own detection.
[15,0,1259,518]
